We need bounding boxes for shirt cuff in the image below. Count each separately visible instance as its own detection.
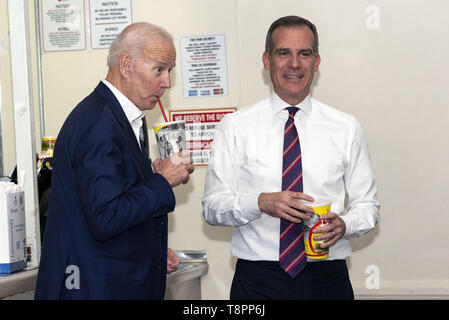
[239,193,262,222]
[339,215,353,237]
[339,213,373,238]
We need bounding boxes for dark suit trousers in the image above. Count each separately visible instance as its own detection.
[230,259,354,300]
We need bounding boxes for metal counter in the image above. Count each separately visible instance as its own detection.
[165,262,209,300]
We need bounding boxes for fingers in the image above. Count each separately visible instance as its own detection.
[288,192,315,215]
[278,207,303,223]
[282,204,310,222]
[317,229,341,248]
[152,159,161,172]
[154,153,195,187]
[167,248,179,266]
[291,192,315,203]
[312,212,346,248]
[258,191,315,222]
[167,248,180,274]
[186,164,195,174]
[181,164,195,184]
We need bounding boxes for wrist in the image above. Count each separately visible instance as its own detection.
[258,192,271,212]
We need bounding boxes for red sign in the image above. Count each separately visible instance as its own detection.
[169,108,237,166]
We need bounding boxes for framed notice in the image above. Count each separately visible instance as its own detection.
[180,34,228,98]
[169,108,237,166]
[88,0,133,49]
[41,0,86,52]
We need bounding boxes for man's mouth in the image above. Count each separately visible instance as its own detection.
[285,74,304,79]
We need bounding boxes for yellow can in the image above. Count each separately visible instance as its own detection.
[41,136,56,157]
[302,198,332,260]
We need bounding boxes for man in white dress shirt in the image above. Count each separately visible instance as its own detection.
[202,16,380,300]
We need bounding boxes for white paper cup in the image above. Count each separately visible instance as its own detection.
[153,120,187,159]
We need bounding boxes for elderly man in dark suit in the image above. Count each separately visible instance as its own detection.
[35,22,194,299]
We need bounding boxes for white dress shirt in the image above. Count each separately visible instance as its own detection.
[202,92,380,262]
[102,80,145,149]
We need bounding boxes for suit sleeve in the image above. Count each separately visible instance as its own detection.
[72,115,175,242]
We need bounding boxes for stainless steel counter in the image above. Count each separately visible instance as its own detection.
[165,262,209,300]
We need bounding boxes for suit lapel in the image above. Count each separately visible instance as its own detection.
[94,82,153,176]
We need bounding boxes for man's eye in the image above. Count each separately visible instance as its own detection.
[156,67,162,73]
[300,51,313,57]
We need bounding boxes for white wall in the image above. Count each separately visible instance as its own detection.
[1,0,448,299]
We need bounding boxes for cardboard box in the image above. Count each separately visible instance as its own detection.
[0,186,26,275]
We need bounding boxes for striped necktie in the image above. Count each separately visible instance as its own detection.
[279,106,307,278]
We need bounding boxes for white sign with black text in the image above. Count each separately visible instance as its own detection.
[180,34,228,98]
[88,0,133,49]
[41,0,86,52]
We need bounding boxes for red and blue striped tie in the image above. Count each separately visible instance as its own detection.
[279,106,306,278]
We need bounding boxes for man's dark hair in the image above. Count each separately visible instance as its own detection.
[265,15,319,56]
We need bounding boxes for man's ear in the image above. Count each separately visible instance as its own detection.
[262,51,271,71]
[314,54,321,72]
[119,53,133,78]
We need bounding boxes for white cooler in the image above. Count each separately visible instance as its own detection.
[0,182,26,275]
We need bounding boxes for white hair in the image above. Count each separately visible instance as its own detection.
[107,22,173,68]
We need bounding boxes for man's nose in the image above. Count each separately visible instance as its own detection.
[287,56,301,69]
[161,72,171,89]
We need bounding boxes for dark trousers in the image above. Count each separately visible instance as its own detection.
[230,259,354,300]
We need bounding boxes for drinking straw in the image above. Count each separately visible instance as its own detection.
[157,97,168,122]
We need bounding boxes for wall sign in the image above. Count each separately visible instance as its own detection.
[41,0,86,52]
[180,34,228,98]
[169,108,236,166]
[88,0,133,49]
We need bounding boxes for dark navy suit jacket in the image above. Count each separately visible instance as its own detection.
[34,82,175,299]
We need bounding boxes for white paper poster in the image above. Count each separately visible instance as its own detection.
[180,34,228,98]
[89,0,133,49]
[169,108,236,166]
[41,0,86,52]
